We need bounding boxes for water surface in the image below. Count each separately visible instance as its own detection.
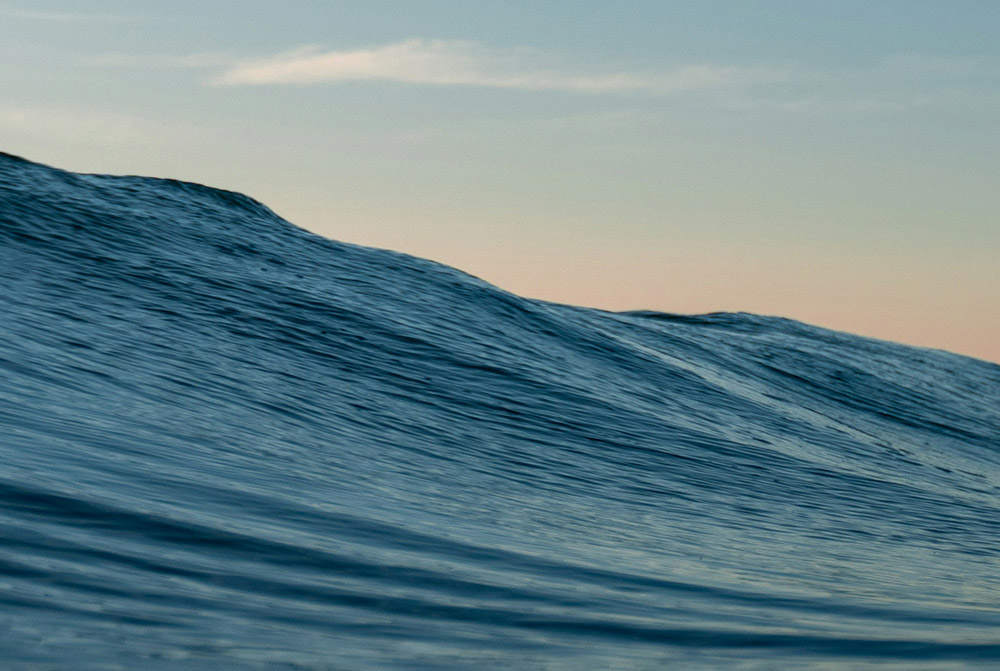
[2,152,999,669]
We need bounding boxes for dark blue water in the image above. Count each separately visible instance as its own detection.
[2,151,999,670]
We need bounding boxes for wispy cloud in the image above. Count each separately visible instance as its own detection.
[83,52,236,69]
[720,95,930,116]
[0,4,147,22]
[210,39,785,94]
[718,53,997,116]
[0,105,207,146]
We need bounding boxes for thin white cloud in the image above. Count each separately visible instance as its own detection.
[721,95,926,115]
[83,52,236,69]
[210,39,785,94]
[0,4,148,22]
[718,52,998,116]
[0,106,207,146]
[880,53,980,79]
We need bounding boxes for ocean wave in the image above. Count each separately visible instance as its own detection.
[2,152,999,669]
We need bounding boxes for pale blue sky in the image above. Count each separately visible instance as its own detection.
[2,2,998,361]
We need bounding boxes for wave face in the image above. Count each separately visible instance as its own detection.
[2,152,1000,670]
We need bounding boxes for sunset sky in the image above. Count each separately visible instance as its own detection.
[2,1,997,362]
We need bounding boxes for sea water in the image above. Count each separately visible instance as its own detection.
[2,152,999,669]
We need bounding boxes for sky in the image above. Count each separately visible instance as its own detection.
[2,1,998,363]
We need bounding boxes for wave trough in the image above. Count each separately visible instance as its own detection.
[2,152,999,670]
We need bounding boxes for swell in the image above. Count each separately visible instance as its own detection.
[2,152,1000,669]
[4,475,997,654]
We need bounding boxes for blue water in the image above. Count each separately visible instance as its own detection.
[2,151,999,670]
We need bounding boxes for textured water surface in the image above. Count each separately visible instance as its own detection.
[1,152,999,669]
